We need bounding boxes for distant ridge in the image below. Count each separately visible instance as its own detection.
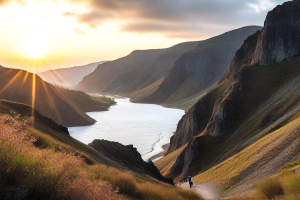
[38,61,105,88]
[77,26,261,110]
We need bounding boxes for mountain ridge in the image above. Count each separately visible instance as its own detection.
[156,1,300,194]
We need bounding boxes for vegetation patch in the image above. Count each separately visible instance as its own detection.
[0,114,201,200]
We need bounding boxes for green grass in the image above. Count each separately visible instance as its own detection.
[91,95,116,106]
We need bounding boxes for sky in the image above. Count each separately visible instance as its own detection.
[0,0,287,71]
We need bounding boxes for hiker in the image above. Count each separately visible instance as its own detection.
[187,176,191,183]
[187,176,193,188]
[189,181,193,188]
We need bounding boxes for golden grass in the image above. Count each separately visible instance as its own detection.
[155,145,186,177]
[254,177,283,199]
[0,114,201,200]
[193,115,300,192]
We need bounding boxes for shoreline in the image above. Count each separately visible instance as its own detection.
[148,143,170,162]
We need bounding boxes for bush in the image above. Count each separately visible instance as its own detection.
[254,177,283,199]
[283,173,300,200]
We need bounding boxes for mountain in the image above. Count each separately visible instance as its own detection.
[156,0,300,195]
[38,61,105,88]
[77,42,199,97]
[138,26,262,105]
[0,67,114,127]
[77,26,261,110]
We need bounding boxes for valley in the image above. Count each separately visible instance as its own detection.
[1,0,300,199]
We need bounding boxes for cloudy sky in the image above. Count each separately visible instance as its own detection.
[0,0,287,70]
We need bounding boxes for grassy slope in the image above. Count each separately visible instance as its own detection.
[0,100,201,200]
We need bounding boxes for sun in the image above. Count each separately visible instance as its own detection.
[22,41,47,59]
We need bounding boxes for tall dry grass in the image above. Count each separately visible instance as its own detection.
[0,115,128,200]
[0,115,201,200]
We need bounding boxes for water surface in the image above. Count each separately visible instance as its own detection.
[69,98,184,160]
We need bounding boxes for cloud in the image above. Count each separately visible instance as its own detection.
[63,0,286,39]
[247,0,278,12]
[74,27,85,35]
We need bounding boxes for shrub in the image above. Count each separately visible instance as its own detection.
[254,177,283,199]
[283,173,300,200]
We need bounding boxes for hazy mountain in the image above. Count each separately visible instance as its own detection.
[157,0,300,195]
[77,42,200,97]
[77,27,261,110]
[0,67,113,127]
[38,61,105,88]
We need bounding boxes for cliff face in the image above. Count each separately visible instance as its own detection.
[159,0,300,183]
[253,0,300,65]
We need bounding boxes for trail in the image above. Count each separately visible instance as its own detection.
[180,181,221,200]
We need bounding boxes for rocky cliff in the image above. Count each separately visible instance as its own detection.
[253,0,300,65]
[158,0,300,184]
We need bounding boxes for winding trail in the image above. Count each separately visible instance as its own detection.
[180,181,221,200]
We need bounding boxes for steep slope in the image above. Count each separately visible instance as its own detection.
[77,42,199,96]
[0,67,113,127]
[157,0,300,190]
[38,61,105,88]
[140,26,262,105]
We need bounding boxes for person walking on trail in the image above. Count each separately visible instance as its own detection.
[187,176,191,183]
[189,181,193,188]
[187,176,193,188]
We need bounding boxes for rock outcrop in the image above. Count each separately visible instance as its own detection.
[89,140,173,184]
[253,0,300,65]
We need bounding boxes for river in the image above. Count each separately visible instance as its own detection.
[68,98,184,161]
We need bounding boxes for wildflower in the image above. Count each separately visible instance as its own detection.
[6,167,11,173]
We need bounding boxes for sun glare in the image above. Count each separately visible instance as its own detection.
[22,41,47,59]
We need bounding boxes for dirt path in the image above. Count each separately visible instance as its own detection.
[180,181,221,200]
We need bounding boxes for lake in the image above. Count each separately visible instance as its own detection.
[68,98,184,161]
